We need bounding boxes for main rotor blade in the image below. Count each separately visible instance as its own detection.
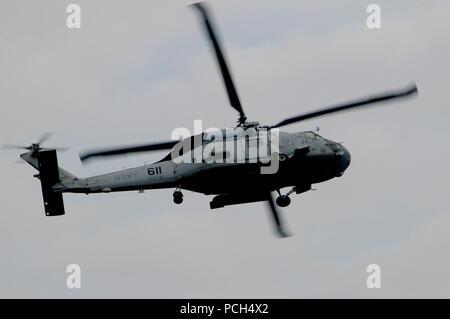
[79,140,179,163]
[271,83,418,128]
[266,192,290,238]
[192,2,247,124]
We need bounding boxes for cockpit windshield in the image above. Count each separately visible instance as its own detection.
[304,131,321,139]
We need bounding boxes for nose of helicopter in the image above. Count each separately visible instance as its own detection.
[340,145,351,172]
[329,141,351,176]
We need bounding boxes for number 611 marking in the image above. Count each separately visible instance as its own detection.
[148,166,162,175]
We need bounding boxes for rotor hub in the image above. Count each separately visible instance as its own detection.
[241,121,260,129]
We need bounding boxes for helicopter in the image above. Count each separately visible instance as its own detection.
[7,2,418,238]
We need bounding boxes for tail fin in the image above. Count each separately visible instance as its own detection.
[37,150,65,216]
[21,150,66,216]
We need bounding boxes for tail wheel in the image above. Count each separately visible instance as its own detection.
[173,191,183,204]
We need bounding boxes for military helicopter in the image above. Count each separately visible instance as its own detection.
[8,2,418,237]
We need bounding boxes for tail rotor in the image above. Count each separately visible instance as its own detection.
[1,132,68,157]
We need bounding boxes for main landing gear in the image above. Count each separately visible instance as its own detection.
[173,189,183,204]
[275,187,297,207]
[275,184,312,207]
[276,195,291,207]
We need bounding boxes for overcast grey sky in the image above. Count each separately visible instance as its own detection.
[1,0,449,298]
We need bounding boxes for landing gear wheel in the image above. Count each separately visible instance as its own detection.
[278,154,288,162]
[276,195,291,207]
[173,191,183,204]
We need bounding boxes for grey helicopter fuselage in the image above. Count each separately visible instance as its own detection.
[46,129,350,197]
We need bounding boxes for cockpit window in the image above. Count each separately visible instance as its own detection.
[304,131,320,138]
[302,131,319,142]
[329,142,341,152]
